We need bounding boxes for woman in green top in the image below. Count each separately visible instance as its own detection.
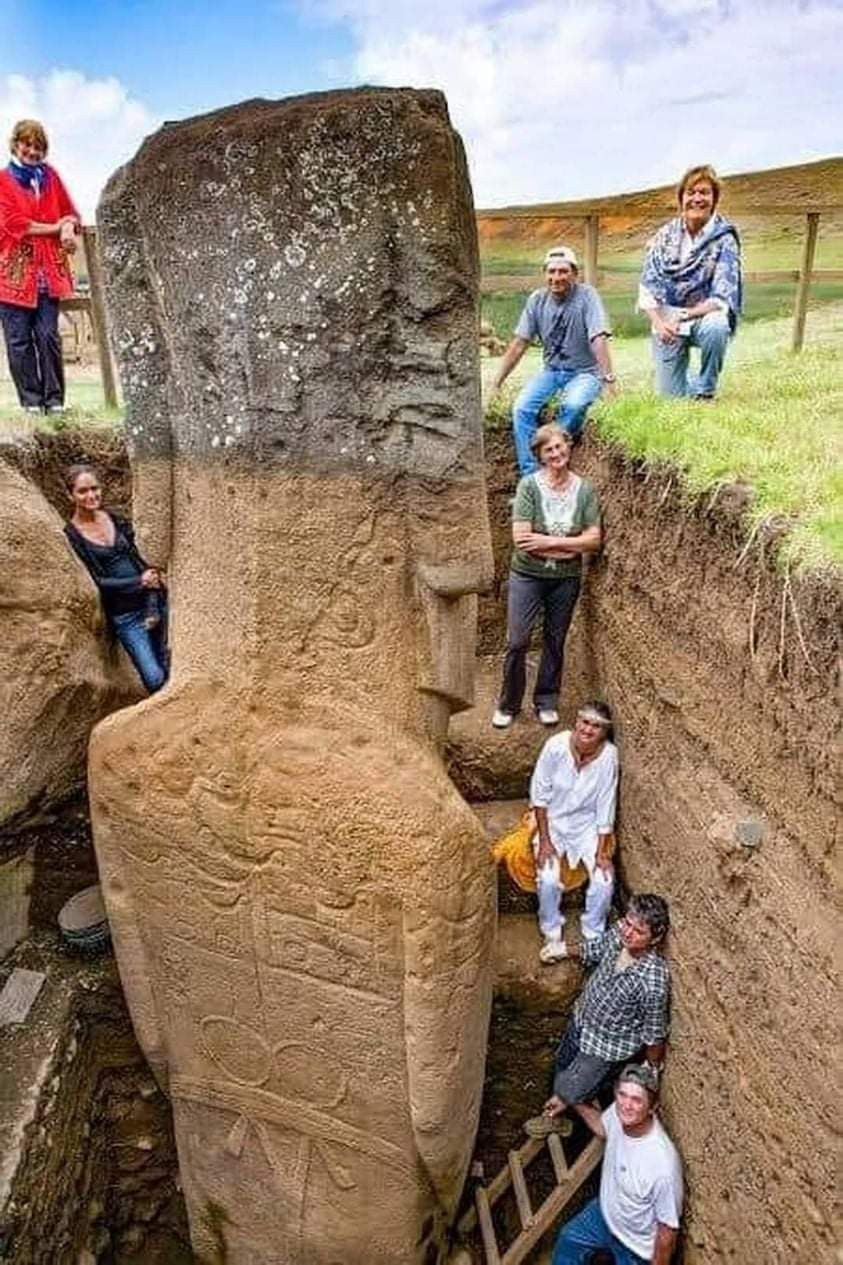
[492,423,602,728]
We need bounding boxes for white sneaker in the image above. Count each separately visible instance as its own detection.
[537,708,560,726]
[491,709,514,729]
[539,938,568,964]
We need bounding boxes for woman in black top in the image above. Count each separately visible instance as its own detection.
[63,463,168,692]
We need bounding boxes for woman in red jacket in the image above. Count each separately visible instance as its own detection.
[0,119,80,414]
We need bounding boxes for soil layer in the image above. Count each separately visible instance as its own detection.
[474,429,839,1265]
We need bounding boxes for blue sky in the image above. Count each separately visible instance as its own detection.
[2,1,354,119]
[2,0,841,218]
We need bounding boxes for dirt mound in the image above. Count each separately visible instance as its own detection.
[0,428,131,519]
[0,453,140,830]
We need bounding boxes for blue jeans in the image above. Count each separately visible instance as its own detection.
[651,310,730,398]
[513,368,602,474]
[552,1197,647,1265]
[111,604,169,693]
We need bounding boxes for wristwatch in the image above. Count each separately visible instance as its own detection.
[602,373,617,383]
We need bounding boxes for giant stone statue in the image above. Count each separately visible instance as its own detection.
[90,89,496,1263]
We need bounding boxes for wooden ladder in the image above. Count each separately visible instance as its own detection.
[458,1132,604,1265]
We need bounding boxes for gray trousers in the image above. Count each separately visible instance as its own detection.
[552,1019,621,1104]
[498,572,581,714]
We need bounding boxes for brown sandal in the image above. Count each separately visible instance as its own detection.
[523,1114,573,1139]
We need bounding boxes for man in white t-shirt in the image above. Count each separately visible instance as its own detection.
[552,1064,683,1265]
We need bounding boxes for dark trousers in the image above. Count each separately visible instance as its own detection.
[551,1019,621,1104]
[0,294,64,409]
[498,572,581,714]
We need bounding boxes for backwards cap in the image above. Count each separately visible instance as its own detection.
[618,1063,659,1096]
[544,245,578,269]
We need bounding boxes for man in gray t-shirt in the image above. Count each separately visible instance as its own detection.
[492,246,617,474]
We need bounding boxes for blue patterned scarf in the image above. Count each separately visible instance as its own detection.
[7,158,50,195]
[641,213,742,330]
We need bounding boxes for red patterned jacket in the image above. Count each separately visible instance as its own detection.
[0,164,79,307]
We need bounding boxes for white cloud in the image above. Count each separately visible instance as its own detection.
[0,69,159,221]
[313,0,843,205]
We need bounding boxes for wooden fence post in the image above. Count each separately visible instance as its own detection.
[82,226,119,409]
[791,212,820,353]
[583,214,599,286]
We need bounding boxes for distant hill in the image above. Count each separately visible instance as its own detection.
[477,157,843,260]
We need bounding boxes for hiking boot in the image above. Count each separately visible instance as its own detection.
[491,709,514,729]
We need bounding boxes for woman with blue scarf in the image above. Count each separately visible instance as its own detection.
[0,119,80,414]
[638,164,742,399]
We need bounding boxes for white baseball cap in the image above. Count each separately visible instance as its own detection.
[544,246,578,269]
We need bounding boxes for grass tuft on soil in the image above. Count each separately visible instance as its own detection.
[484,301,843,572]
[0,379,121,433]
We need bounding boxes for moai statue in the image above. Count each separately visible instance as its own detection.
[91,89,496,1264]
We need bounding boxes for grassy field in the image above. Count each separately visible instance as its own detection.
[483,301,843,571]
[480,225,843,276]
[481,223,843,338]
[480,157,843,339]
[483,279,843,340]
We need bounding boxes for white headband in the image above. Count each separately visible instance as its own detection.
[577,707,610,727]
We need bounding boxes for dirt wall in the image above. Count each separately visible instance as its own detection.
[0,943,188,1264]
[483,430,840,1265]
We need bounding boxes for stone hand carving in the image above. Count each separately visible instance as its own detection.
[92,88,495,1264]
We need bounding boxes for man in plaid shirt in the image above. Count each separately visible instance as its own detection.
[525,893,671,1137]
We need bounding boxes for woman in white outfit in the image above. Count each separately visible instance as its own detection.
[530,701,617,963]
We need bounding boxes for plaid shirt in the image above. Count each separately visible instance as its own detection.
[575,924,671,1062]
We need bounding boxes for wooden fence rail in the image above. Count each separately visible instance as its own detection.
[476,202,840,352]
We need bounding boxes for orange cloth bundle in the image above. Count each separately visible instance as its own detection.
[491,811,587,893]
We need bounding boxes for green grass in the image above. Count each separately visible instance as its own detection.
[480,224,843,277]
[0,378,121,432]
[483,302,843,572]
[482,282,843,341]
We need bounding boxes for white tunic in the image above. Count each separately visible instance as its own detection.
[529,731,618,866]
[600,1104,683,1260]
